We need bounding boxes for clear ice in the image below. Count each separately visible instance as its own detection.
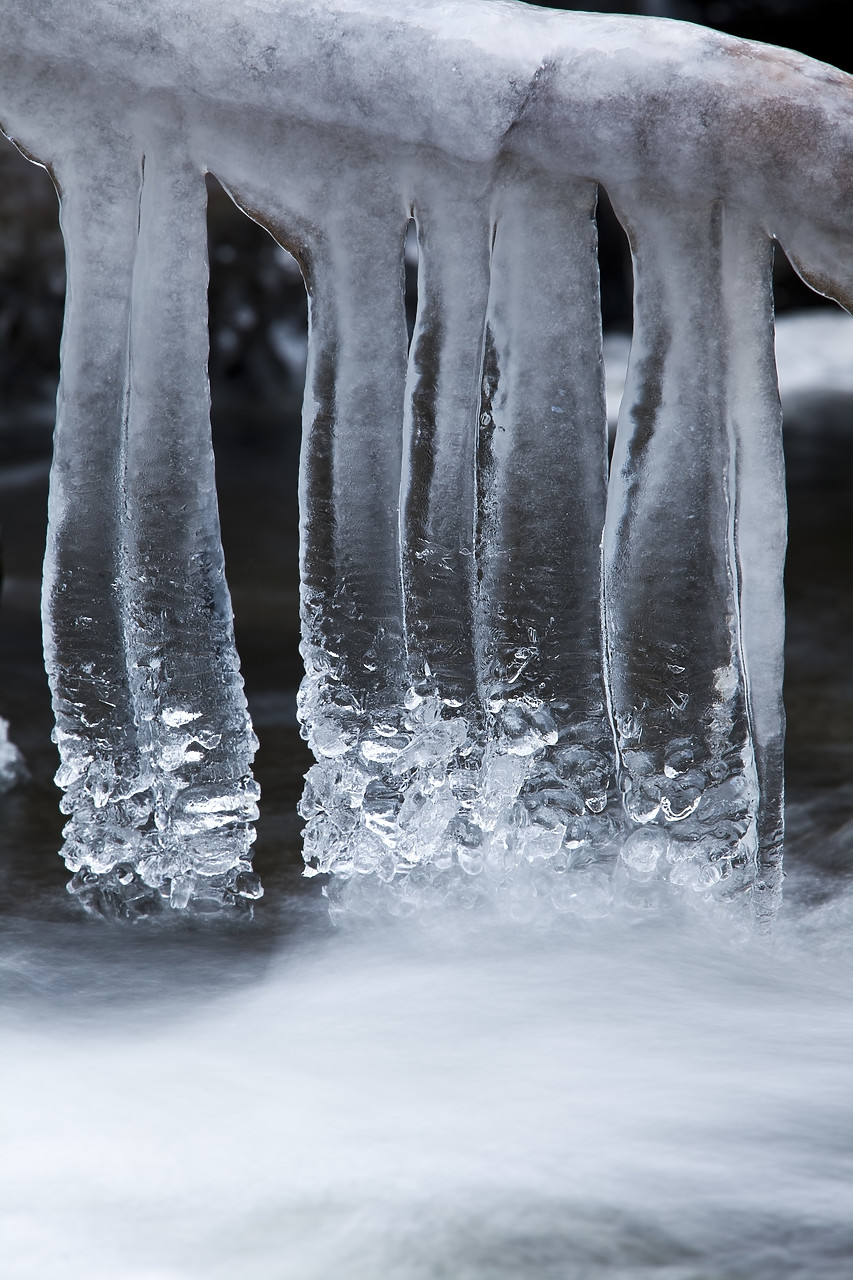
[2,0,852,922]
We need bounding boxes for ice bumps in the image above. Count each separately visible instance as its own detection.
[3,2,853,919]
[55,706,262,918]
[297,666,761,924]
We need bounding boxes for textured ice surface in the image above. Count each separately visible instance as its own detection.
[2,1,853,920]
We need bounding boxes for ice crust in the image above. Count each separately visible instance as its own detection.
[2,1,853,920]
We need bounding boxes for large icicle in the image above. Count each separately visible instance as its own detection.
[56,134,260,916]
[46,145,145,889]
[115,137,260,913]
[603,196,760,921]
[475,171,619,915]
[296,171,413,886]
[302,166,500,912]
[344,171,497,901]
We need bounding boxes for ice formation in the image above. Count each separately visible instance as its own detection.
[2,0,852,921]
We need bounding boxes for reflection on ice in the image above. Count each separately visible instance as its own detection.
[3,884,852,1279]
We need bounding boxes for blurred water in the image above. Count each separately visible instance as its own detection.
[2,893,852,1279]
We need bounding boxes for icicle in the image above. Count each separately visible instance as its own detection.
[603,196,760,921]
[50,134,261,916]
[298,211,409,707]
[722,219,786,924]
[45,148,146,889]
[295,179,413,882]
[401,170,492,709]
[476,171,618,911]
[117,136,259,913]
[299,162,502,901]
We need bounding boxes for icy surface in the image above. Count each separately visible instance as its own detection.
[2,1,853,919]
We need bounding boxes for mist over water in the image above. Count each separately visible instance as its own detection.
[3,867,852,1280]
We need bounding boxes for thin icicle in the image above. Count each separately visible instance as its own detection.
[46,149,146,888]
[722,219,787,923]
[401,170,493,709]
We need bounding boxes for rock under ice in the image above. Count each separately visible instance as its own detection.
[2,0,852,921]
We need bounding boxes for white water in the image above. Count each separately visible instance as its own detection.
[3,880,852,1279]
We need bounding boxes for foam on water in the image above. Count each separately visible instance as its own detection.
[2,872,852,1280]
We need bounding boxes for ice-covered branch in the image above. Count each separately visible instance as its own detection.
[2,0,852,921]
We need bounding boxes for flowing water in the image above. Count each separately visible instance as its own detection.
[2,903,853,1280]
